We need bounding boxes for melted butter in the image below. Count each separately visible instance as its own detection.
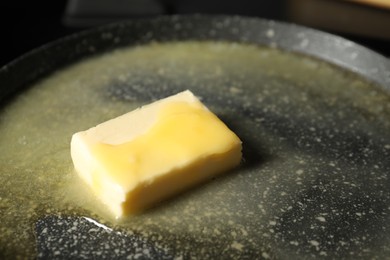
[0,41,388,259]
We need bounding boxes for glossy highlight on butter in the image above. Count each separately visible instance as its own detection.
[71,90,242,218]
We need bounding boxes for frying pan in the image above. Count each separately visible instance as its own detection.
[1,15,390,259]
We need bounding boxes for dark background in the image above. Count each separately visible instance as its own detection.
[0,0,389,68]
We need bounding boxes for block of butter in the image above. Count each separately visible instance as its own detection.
[71,90,242,218]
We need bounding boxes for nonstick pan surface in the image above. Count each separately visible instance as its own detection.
[0,15,390,259]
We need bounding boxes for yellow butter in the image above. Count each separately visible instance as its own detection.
[71,90,242,218]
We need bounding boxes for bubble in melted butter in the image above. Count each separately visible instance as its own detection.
[0,41,389,259]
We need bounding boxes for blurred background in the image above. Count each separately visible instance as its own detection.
[0,0,389,67]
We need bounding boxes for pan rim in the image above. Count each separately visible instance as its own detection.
[0,14,389,100]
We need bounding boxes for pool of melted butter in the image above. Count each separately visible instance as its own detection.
[1,41,389,259]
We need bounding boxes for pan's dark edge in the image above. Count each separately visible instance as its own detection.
[0,14,389,104]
